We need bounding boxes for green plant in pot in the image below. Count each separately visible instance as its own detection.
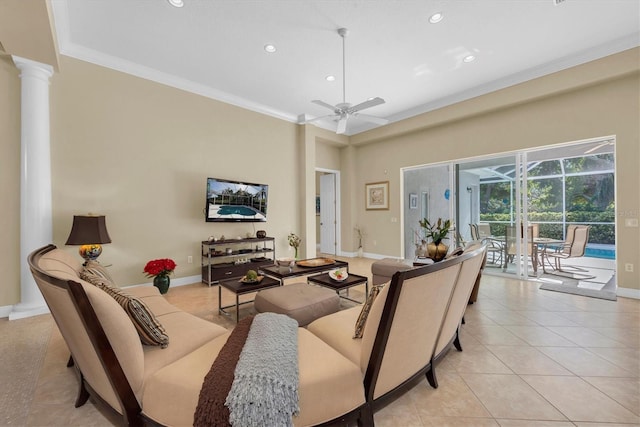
[419,217,451,262]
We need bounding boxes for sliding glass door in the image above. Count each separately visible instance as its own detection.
[403,137,616,282]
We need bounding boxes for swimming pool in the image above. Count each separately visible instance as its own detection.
[585,244,616,260]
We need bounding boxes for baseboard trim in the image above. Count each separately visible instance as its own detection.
[124,274,202,289]
[0,305,13,319]
[617,286,640,300]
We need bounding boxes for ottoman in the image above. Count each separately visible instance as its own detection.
[254,282,340,326]
[371,258,413,286]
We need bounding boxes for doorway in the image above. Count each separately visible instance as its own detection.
[316,169,341,256]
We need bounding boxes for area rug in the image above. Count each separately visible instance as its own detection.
[538,269,617,301]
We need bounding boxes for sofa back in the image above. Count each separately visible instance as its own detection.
[361,243,486,401]
[29,245,144,422]
[434,241,485,356]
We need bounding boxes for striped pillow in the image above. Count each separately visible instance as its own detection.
[353,285,384,339]
[83,260,115,283]
[80,269,169,348]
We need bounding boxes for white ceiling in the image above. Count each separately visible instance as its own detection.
[51,0,640,135]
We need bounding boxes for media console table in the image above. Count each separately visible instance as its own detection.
[201,236,275,286]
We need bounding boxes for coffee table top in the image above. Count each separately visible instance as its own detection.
[262,259,348,280]
[218,275,280,295]
[308,272,368,290]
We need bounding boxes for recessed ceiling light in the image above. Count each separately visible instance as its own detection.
[463,55,476,63]
[429,12,444,24]
[264,44,276,53]
[325,75,336,82]
[167,0,184,7]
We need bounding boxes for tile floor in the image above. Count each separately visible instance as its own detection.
[2,256,639,426]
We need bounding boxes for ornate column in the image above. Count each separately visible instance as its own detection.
[9,56,54,320]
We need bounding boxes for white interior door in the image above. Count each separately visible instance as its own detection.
[320,174,336,255]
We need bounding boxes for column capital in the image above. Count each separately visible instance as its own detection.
[12,55,54,82]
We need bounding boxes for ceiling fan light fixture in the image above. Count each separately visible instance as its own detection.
[308,27,388,135]
[167,0,184,8]
[264,44,276,53]
[429,12,444,24]
[463,54,476,63]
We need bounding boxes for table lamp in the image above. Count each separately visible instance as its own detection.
[65,214,112,264]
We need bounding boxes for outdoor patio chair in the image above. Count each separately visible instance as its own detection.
[504,224,538,273]
[545,225,595,279]
[470,223,502,265]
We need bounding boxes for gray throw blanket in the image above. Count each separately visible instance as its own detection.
[225,312,300,427]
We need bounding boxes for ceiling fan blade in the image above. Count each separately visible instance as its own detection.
[354,113,389,125]
[350,97,385,112]
[336,116,348,134]
[311,100,338,111]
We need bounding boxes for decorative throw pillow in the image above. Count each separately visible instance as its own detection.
[80,269,169,348]
[80,268,115,288]
[82,260,115,284]
[353,285,384,339]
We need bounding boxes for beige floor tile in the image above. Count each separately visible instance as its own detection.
[464,325,530,346]
[374,393,423,427]
[583,376,640,416]
[584,347,640,374]
[475,310,539,326]
[503,325,578,347]
[460,373,567,420]
[538,347,637,377]
[591,327,640,349]
[546,326,628,347]
[573,423,640,427]
[518,311,581,327]
[486,345,573,375]
[409,372,492,418]
[437,344,513,374]
[522,375,640,424]
[497,420,575,426]
[420,416,500,426]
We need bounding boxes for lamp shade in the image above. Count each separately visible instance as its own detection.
[66,215,112,245]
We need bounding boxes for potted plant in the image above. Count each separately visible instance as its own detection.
[419,217,451,261]
[144,258,177,294]
[288,233,301,259]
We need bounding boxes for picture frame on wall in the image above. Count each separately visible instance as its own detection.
[409,193,418,209]
[365,181,389,210]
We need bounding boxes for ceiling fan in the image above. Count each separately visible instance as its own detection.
[307,28,389,135]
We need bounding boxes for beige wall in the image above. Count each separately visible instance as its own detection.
[44,56,300,290]
[348,59,639,290]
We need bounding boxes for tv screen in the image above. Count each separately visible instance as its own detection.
[206,177,268,222]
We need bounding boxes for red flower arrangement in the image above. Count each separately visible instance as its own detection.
[143,258,177,278]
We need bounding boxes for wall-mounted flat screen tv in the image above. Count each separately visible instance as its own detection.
[206,177,268,222]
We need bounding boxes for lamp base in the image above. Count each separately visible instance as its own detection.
[79,244,102,264]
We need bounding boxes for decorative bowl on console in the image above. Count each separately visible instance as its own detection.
[276,257,295,268]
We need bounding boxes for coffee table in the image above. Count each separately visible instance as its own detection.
[218,275,280,322]
[307,272,369,304]
[261,258,349,284]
